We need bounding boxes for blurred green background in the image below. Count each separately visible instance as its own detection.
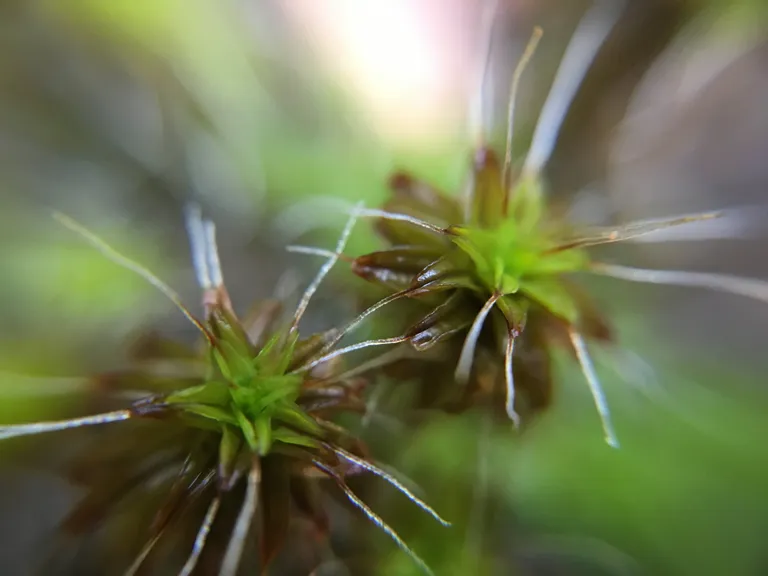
[0,0,767,574]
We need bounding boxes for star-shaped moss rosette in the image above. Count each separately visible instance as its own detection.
[308,8,768,449]
[0,208,448,576]
[348,155,710,447]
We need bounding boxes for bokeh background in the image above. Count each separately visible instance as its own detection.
[1,0,767,574]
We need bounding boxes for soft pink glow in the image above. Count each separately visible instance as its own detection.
[281,0,474,144]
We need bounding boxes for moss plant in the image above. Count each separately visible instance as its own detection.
[3,2,768,575]
[0,208,448,575]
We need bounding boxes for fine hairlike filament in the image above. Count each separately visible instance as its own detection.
[297,289,415,370]
[568,329,619,448]
[184,203,213,290]
[455,293,502,385]
[125,465,213,576]
[333,346,409,383]
[313,460,435,576]
[504,26,543,188]
[286,245,351,261]
[351,454,426,500]
[204,220,224,289]
[291,202,363,332]
[0,410,132,440]
[523,0,625,176]
[273,196,357,243]
[464,0,499,220]
[329,445,450,527]
[185,204,227,315]
[219,460,261,576]
[469,0,500,148]
[124,533,164,576]
[54,212,213,343]
[178,496,222,576]
[504,332,521,428]
[293,336,410,375]
[616,206,767,243]
[590,263,768,304]
[552,211,722,252]
[355,208,446,236]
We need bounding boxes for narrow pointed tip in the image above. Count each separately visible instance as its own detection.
[602,417,620,449]
[506,405,521,430]
[568,329,621,451]
[455,292,502,386]
[330,446,452,528]
[290,200,363,332]
[523,0,624,175]
[0,410,132,440]
[453,365,470,387]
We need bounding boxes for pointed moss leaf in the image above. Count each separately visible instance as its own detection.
[452,214,588,296]
[165,381,230,406]
[410,315,472,351]
[250,379,301,414]
[450,233,489,277]
[219,425,242,484]
[175,412,224,432]
[253,332,295,375]
[410,273,479,297]
[273,404,322,436]
[254,333,281,363]
[498,269,520,295]
[210,309,253,358]
[452,232,520,294]
[273,331,299,376]
[411,256,455,288]
[407,291,476,350]
[272,427,321,449]
[521,277,579,323]
[531,247,589,275]
[387,172,463,224]
[508,175,544,232]
[212,347,232,381]
[352,247,440,288]
[218,340,256,382]
[290,330,337,371]
[230,375,302,418]
[407,291,464,329]
[376,180,454,249]
[496,295,528,331]
[235,410,258,451]
[256,416,272,456]
[183,404,238,426]
[469,147,505,229]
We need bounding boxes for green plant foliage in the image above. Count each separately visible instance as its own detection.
[0,210,448,575]
[343,8,737,449]
[3,2,768,575]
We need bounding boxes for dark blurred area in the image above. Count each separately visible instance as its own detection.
[1,0,767,575]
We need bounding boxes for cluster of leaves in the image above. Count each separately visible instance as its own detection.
[3,3,768,575]
[4,208,450,576]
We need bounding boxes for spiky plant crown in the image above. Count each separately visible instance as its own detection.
[341,5,741,449]
[4,2,768,575]
[0,209,448,576]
